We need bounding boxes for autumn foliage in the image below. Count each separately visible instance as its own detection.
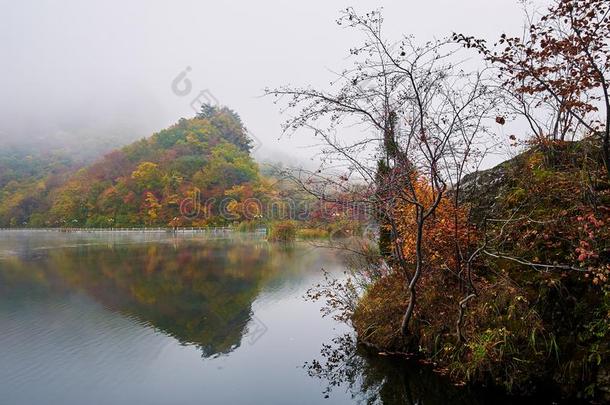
[455,0,610,177]
[0,106,263,228]
[393,176,474,274]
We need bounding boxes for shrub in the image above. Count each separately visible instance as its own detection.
[352,270,549,393]
[268,220,297,242]
[297,228,329,240]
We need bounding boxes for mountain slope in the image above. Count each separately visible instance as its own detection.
[0,106,264,227]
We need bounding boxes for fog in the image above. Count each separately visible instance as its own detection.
[1,0,528,165]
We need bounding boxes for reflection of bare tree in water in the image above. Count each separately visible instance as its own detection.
[305,334,379,402]
[305,333,538,405]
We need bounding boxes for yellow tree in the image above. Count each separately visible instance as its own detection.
[144,192,161,225]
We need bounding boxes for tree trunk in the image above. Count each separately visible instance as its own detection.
[593,129,610,181]
[456,294,476,343]
[401,211,424,336]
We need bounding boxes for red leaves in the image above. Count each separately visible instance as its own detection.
[457,0,610,143]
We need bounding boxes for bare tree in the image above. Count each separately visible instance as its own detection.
[267,9,497,336]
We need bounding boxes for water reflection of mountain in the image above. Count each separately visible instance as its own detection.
[0,240,293,358]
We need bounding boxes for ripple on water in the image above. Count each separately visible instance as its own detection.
[0,292,173,392]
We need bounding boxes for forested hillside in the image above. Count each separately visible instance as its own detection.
[0,106,271,227]
[0,150,79,227]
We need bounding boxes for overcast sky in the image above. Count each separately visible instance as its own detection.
[0,0,531,165]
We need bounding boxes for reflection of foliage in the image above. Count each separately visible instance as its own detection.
[305,334,363,397]
[306,334,517,405]
[57,242,270,356]
[0,240,288,357]
[0,256,70,301]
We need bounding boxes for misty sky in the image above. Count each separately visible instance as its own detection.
[1,0,531,165]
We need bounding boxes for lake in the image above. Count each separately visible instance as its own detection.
[0,231,541,405]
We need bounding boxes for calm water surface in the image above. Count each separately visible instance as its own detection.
[0,231,536,405]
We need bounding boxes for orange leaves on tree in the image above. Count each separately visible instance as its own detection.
[393,176,475,273]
